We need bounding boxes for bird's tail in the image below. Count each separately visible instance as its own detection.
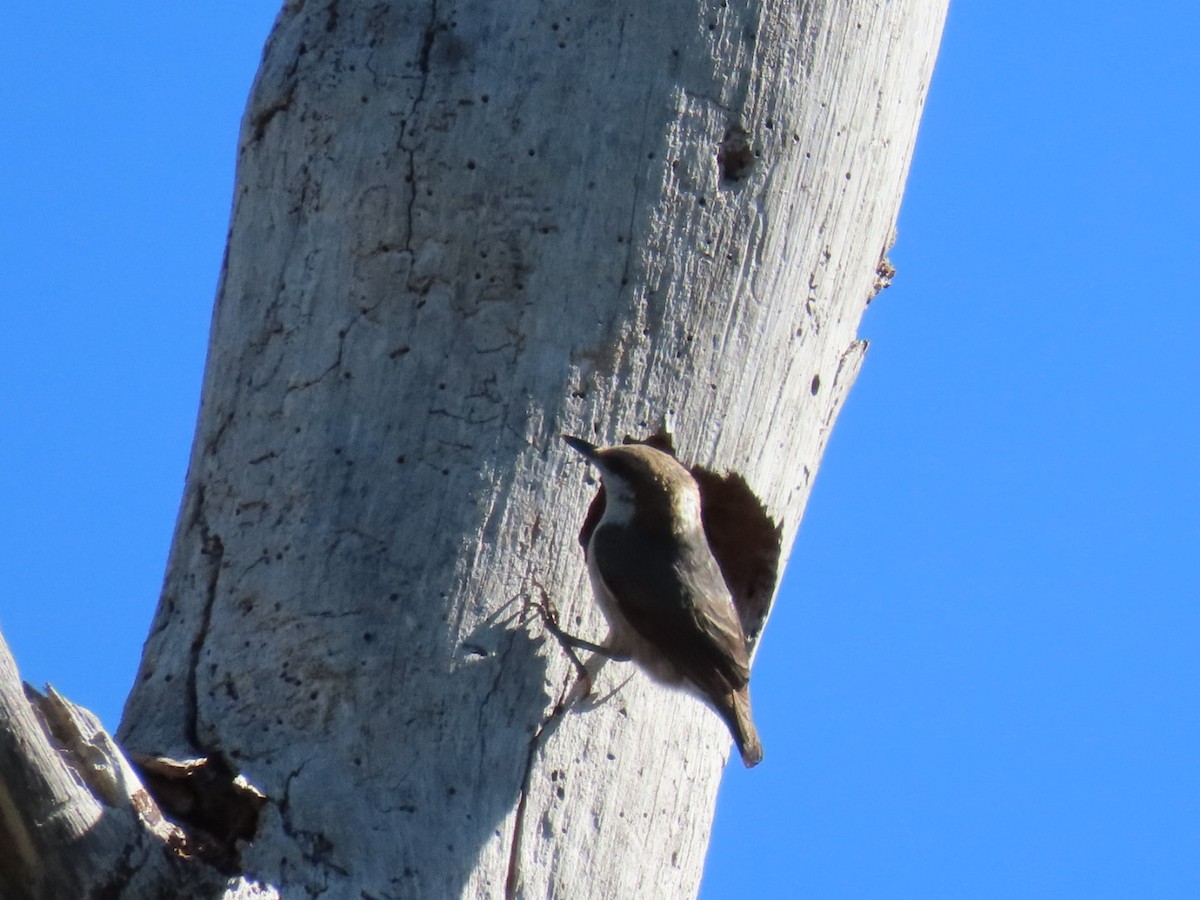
[721,686,764,767]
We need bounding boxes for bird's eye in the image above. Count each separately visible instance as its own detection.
[602,456,631,479]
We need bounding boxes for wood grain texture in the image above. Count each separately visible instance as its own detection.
[0,631,242,899]
[113,1,947,897]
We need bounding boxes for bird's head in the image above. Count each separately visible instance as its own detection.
[563,435,701,531]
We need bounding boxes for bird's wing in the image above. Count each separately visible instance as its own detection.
[590,523,750,691]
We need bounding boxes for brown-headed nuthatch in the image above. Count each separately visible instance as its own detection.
[563,435,764,767]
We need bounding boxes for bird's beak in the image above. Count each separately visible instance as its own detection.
[562,434,600,460]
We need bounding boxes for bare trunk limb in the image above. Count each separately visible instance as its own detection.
[0,629,241,899]
[6,0,949,896]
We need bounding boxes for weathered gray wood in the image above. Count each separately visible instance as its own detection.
[0,630,241,899]
[100,1,950,897]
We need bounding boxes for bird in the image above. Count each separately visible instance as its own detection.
[561,435,763,767]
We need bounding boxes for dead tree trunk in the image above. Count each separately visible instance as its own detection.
[1,1,946,897]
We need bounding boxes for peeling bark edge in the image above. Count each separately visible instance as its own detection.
[0,627,238,900]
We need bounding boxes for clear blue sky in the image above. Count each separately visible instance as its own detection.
[2,4,1197,898]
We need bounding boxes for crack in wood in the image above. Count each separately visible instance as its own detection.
[503,640,577,900]
[186,485,225,756]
